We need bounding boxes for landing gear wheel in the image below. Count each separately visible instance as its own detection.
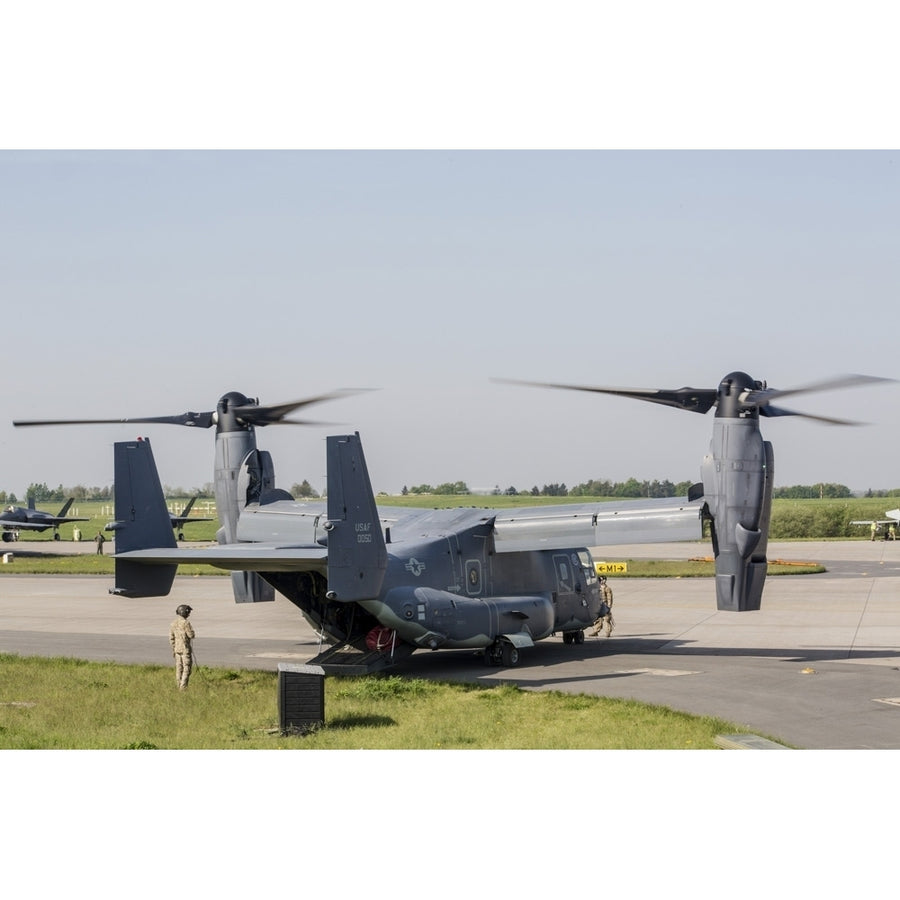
[178,532,185,542]
[53,533,60,541]
[574,630,585,644]
[563,632,573,645]
[484,642,519,666]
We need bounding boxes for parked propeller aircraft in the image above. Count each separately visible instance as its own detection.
[851,509,900,539]
[0,497,89,542]
[12,373,893,672]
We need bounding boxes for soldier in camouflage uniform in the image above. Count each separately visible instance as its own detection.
[589,576,615,637]
[169,604,195,690]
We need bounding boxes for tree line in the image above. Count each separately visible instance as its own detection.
[5,478,900,508]
[0,480,320,506]
[403,478,704,498]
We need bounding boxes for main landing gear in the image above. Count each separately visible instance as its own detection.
[483,639,520,667]
[562,630,585,645]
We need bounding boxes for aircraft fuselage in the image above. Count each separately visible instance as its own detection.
[262,510,602,653]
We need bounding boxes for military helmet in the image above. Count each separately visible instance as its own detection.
[176,604,193,617]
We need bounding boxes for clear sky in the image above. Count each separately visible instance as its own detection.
[2,149,898,498]
[2,4,899,502]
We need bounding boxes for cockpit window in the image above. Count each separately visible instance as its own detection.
[577,550,597,581]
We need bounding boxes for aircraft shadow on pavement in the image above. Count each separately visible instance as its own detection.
[391,636,900,680]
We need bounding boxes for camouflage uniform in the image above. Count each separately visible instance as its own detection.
[589,578,615,637]
[169,607,195,689]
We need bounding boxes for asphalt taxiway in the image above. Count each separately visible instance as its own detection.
[2,539,900,748]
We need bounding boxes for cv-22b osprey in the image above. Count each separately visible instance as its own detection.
[106,431,703,671]
[14,373,891,672]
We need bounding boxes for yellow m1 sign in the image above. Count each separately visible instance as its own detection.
[595,561,627,575]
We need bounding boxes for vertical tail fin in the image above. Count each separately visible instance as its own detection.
[325,433,386,602]
[57,498,74,517]
[109,438,177,597]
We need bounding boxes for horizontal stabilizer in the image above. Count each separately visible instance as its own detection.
[115,544,327,573]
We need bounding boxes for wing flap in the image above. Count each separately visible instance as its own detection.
[493,498,703,551]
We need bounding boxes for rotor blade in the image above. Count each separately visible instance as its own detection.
[273,419,348,427]
[13,412,216,428]
[744,374,895,409]
[493,378,718,414]
[231,389,372,427]
[759,406,863,426]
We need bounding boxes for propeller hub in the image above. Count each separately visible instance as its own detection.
[716,371,763,419]
[216,392,256,433]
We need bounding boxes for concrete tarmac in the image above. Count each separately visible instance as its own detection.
[2,539,900,748]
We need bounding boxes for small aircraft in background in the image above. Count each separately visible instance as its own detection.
[168,496,213,541]
[851,509,900,540]
[0,497,89,543]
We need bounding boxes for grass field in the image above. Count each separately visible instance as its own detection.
[0,653,764,749]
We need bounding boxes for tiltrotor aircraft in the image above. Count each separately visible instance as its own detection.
[0,497,89,542]
[12,373,891,672]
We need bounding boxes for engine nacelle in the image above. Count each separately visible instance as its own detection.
[701,417,773,611]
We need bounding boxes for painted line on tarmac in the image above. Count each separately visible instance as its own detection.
[248,652,314,660]
[832,657,900,668]
[611,667,701,677]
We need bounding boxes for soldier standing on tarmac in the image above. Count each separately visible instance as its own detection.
[589,576,615,637]
[169,604,195,690]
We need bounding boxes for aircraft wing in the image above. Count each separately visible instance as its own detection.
[491,496,704,552]
[170,516,214,526]
[4,517,89,530]
[116,543,328,573]
[851,510,900,526]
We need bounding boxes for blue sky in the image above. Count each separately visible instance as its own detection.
[2,149,898,497]
[2,4,898,500]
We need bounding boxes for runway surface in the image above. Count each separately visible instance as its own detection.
[3,539,900,748]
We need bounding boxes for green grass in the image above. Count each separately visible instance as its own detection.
[0,654,762,749]
[0,552,225,576]
[607,558,825,577]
